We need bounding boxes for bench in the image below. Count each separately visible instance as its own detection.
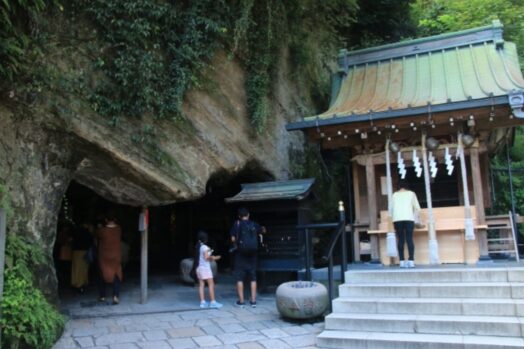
[367,206,485,265]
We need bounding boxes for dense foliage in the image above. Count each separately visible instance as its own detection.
[0,187,65,349]
[411,0,524,69]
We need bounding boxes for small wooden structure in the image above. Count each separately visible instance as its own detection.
[225,178,315,273]
[287,21,524,265]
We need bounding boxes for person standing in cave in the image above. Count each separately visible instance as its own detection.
[70,221,93,293]
[96,210,123,305]
[229,207,265,308]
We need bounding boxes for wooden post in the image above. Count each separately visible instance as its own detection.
[139,207,149,304]
[0,208,6,348]
[470,146,490,259]
[458,134,475,241]
[365,156,380,262]
[422,134,440,264]
[352,164,361,262]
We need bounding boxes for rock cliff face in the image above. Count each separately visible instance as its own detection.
[0,49,306,298]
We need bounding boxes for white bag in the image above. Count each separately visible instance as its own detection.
[386,232,398,257]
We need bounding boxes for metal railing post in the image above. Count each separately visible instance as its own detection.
[339,202,346,284]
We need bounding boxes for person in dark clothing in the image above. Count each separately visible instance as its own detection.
[229,207,265,308]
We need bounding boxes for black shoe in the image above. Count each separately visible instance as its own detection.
[249,300,257,308]
[235,300,245,307]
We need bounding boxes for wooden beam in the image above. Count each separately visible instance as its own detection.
[365,156,380,261]
[352,164,361,262]
[470,147,489,258]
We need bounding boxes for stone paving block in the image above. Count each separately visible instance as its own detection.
[260,328,289,339]
[91,319,117,328]
[52,337,79,349]
[201,325,225,335]
[75,336,95,348]
[155,313,182,322]
[107,325,125,333]
[124,323,150,332]
[216,331,267,345]
[258,338,292,349]
[95,332,144,346]
[192,335,223,347]
[143,330,168,340]
[280,334,317,347]
[109,343,139,349]
[237,342,265,349]
[137,340,172,349]
[242,321,269,331]
[167,338,198,349]
[72,327,108,337]
[195,319,214,327]
[169,319,195,328]
[212,316,241,325]
[281,326,310,336]
[167,326,206,338]
[219,322,246,333]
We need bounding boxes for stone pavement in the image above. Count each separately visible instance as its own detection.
[53,273,324,348]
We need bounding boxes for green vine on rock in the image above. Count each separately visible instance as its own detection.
[83,0,229,123]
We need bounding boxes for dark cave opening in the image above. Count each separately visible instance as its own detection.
[53,163,273,298]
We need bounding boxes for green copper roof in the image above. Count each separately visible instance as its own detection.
[287,21,524,130]
[225,178,315,203]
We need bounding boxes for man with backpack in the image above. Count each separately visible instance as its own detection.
[230,207,265,308]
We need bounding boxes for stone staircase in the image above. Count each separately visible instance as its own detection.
[317,267,524,348]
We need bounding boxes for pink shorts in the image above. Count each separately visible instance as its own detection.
[196,266,213,280]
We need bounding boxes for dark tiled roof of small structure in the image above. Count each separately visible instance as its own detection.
[225,178,315,202]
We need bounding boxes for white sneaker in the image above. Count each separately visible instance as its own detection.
[209,301,223,309]
[200,301,208,308]
[399,261,406,268]
[407,260,415,268]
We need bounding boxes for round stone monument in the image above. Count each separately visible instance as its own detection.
[275,281,329,319]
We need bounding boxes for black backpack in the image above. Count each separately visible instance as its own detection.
[236,220,258,254]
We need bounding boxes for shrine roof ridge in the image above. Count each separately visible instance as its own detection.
[338,20,504,68]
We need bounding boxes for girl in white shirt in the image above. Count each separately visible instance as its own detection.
[392,180,421,268]
[195,230,222,308]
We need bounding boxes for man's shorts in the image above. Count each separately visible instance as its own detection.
[234,253,257,282]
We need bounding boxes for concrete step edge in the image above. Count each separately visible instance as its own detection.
[317,330,524,346]
[326,312,522,323]
[333,297,524,304]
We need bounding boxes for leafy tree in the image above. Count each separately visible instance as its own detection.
[411,0,524,68]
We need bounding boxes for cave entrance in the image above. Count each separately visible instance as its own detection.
[54,163,272,308]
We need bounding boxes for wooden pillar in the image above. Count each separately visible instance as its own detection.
[422,134,440,264]
[365,156,380,262]
[352,164,361,262]
[470,146,490,259]
[140,207,149,304]
[0,208,6,348]
[458,135,475,241]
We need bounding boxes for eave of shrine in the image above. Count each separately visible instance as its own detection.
[286,20,524,138]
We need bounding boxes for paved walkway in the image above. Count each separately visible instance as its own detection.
[53,273,324,348]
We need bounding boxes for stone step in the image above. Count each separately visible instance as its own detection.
[325,313,523,337]
[332,297,524,316]
[338,282,524,298]
[345,267,524,284]
[317,330,524,349]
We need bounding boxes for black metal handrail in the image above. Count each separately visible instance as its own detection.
[295,202,347,313]
[321,202,347,312]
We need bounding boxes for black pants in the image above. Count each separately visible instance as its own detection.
[98,273,121,298]
[394,221,415,261]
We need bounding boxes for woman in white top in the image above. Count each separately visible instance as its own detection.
[194,230,222,308]
[392,180,421,268]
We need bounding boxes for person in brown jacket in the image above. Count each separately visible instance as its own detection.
[96,211,123,304]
